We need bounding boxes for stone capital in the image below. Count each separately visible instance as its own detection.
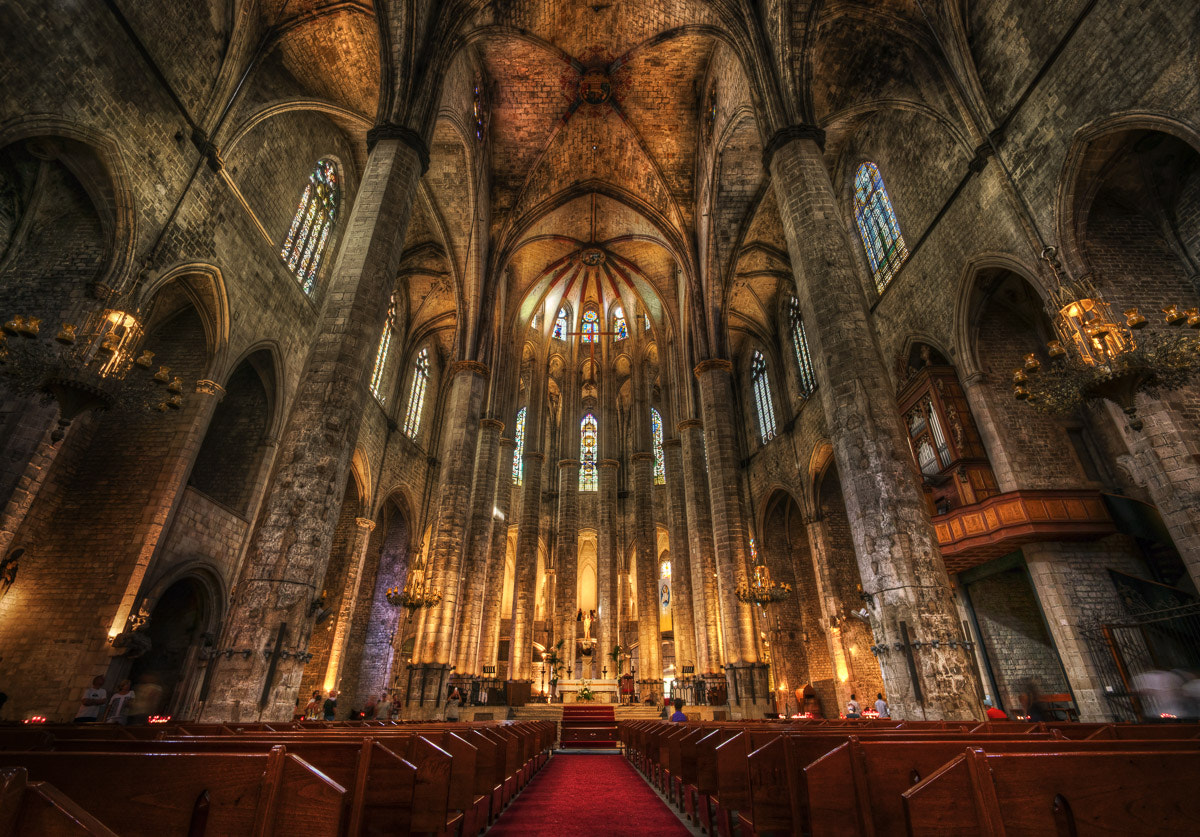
[631,451,654,462]
[693,358,733,378]
[676,418,703,431]
[499,436,516,448]
[558,459,581,469]
[598,459,620,469]
[194,379,226,399]
[365,122,431,173]
[662,438,682,449]
[523,452,545,462]
[450,360,489,379]
[762,123,826,171]
[354,517,377,531]
[479,417,505,431]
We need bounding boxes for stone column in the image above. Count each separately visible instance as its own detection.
[693,360,756,669]
[631,451,662,701]
[322,517,376,691]
[201,135,426,721]
[678,419,720,674]
[767,129,982,719]
[508,448,544,683]
[553,458,580,673]
[805,515,854,714]
[409,361,488,703]
[597,458,619,677]
[0,425,63,559]
[960,372,1019,492]
[452,417,504,676]
[662,437,699,680]
[476,435,515,676]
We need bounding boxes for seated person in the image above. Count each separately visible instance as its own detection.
[669,698,687,722]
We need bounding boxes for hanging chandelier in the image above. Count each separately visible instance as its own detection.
[1012,248,1200,431]
[386,560,442,617]
[735,562,792,607]
[1,287,187,441]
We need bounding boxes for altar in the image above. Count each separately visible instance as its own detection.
[556,679,619,703]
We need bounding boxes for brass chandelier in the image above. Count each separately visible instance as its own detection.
[1,287,187,441]
[1012,248,1200,431]
[386,559,442,617]
[735,562,792,607]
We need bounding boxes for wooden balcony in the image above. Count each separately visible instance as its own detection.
[934,489,1116,574]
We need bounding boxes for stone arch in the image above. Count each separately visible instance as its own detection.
[952,253,1045,380]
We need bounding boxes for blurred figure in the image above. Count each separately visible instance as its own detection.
[1179,671,1200,719]
[304,690,322,719]
[1018,680,1048,721]
[376,691,392,721]
[104,680,135,724]
[1133,669,1186,720]
[128,673,163,724]
[323,690,338,721]
[874,693,889,719]
[446,687,462,721]
[364,692,379,720]
[74,675,107,724]
[846,694,861,719]
[984,696,1008,720]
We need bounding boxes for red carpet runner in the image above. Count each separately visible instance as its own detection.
[488,754,690,836]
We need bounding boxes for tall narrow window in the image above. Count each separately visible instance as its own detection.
[512,406,527,485]
[579,413,598,491]
[650,408,666,485]
[751,350,777,443]
[613,307,628,341]
[581,310,599,343]
[788,297,817,397]
[402,348,430,439]
[369,293,397,403]
[853,162,907,294]
[281,158,339,294]
[554,307,569,340]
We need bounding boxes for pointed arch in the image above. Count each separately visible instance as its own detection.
[402,347,430,438]
[751,349,777,443]
[788,296,817,396]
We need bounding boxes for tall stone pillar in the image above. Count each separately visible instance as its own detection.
[678,419,720,674]
[323,517,376,691]
[597,458,619,677]
[631,451,662,701]
[508,448,544,683]
[476,435,516,675]
[553,459,580,673]
[452,417,504,676]
[662,437,699,680]
[767,129,982,719]
[960,372,1019,492]
[202,135,426,721]
[804,515,854,714]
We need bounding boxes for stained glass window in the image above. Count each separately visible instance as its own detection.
[369,293,398,403]
[853,162,908,294]
[402,347,430,439]
[512,406,527,485]
[281,159,339,294]
[473,82,485,142]
[788,297,817,397]
[643,313,651,331]
[651,408,666,485]
[613,307,628,341]
[554,307,568,340]
[749,536,758,561]
[579,413,598,491]
[751,350,777,443]
[581,310,598,343]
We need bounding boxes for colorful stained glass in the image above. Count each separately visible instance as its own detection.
[651,408,666,485]
[579,413,598,491]
[554,307,568,340]
[369,293,398,403]
[281,159,339,294]
[751,350,777,443]
[402,347,430,438]
[853,162,907,294]
[473,83,485,142]
[512,406,527,485]
[581,309,598,343]
[613,307,628,341]
[789,297,817,397]
[749,536,758,561]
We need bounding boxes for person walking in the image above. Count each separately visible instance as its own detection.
[323,690,338,721]
[74,676,107,723]
[874,693,889,719]
[446,687,462,721]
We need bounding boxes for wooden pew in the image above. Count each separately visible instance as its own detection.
[903,748,1200,835]
[0,767,118,836]
[0,747,345,836]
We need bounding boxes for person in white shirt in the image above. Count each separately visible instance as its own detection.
[874,693,889,718]
[846,694,861,718]
[104,680,135,724]
[74,676,107,723]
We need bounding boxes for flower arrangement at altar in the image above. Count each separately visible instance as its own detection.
[576,680,595,701]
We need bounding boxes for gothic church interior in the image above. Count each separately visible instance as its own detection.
[2,0,1199,736]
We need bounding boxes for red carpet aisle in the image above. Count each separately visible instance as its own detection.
[488,754,691,836]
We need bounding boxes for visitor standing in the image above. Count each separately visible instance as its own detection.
[446,687,462,721]
[104,680,134,724]
[323,690,338,721]
[364,692,379,720]
[304,690,322,720]
[377,691,392,721]
[846,694,861,719]
[874,693,889,718]
[74,676,107,723]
